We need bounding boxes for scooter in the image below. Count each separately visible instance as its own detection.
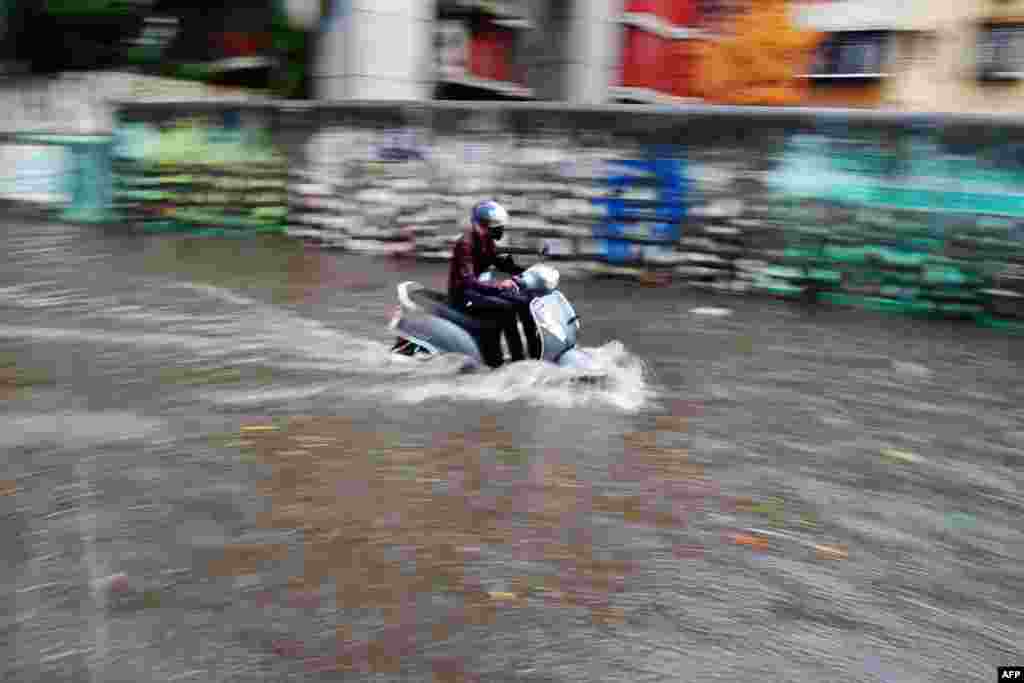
[389,248,605,381]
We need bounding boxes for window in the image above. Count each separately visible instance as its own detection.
[809,31,890,79]
[698,0,740,28]
[977,24,1024,81]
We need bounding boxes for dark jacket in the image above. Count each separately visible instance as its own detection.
[447,224,524,305]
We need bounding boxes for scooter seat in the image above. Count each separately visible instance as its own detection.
[408,289,487,335]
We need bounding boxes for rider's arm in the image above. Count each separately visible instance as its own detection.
[453,238,505,296]
[470,273,513,295]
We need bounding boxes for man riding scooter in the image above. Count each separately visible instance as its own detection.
[447,200,541,368]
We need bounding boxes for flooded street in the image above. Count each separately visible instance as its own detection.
[2,217,1022,682]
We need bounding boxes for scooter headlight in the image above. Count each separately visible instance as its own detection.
[525,264,560,291]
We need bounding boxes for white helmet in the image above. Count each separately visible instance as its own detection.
[472,200,509,240]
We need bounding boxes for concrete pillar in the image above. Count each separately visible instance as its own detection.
[314,0,436,101]
[517,0,570,100]
[564,0,624,104]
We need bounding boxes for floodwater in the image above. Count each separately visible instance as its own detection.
[1,217,1021,682]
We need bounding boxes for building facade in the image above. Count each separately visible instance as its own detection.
[894,0,1024,113]
[311,0,713,104]
[10,0,1020,112]
[796,0,1024,113]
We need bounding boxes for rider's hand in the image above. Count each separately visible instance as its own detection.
[497,279,519,292]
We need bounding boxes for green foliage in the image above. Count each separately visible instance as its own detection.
[268,2,311,99]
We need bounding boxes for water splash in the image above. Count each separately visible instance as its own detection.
[0,279,406,378]
[0,277,654,413]
[691,306,733,317]
[0,283,92,309]
[0,325,224,352]
[383,341,655,412]
[202,383,339,407]
[168,281,261,308]
[0,411,165,448]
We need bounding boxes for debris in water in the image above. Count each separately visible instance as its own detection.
[241,425,278,433]
[731,497,755,513]
[97,573,131,595]
[880,448,922,464]
[815,544,848,560]
[946,512,976,531]
[487,591,518,601]
[892,361,931,378]
[591,607,626,625]
[143,589,162,608]
[691,306,732,317]
[731,533,769,551]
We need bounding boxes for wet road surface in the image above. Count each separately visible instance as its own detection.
[1,218,1022,682]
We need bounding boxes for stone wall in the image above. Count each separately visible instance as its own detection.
[112,101,1024,323]
[0,72,263,137]
[110,103,287,236]
[276,103,786,290]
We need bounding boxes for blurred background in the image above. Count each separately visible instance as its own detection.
[0,0,1022,109]
[2,2,1023,683]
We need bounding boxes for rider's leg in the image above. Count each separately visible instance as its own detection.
[464,293,525,364]
[476,319,504,368]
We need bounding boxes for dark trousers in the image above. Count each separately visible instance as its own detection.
[459,292,540,368]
